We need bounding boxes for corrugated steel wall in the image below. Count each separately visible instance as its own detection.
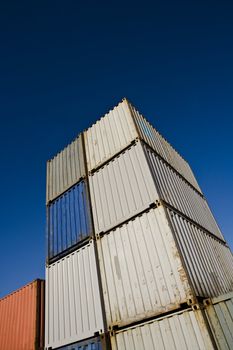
[111,309,214,350]
[89,142,159,234]
[47,180,93,261]
[129,102,202,194]
[145,145,224,240]
[167,208,233,298]
[204,292,233,350]
[97,206,192,328]
[84,100,137,172]
[46,135,86,203]
[0,279,44,350]
[58,336,102,350]
[45,241,104,349]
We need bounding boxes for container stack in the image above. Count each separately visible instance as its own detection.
[45,98,233,350]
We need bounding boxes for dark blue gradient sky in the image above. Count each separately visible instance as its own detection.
[0,0,232,297]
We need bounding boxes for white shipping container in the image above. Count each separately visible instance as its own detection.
[45,241,105,349]
[111,308,214,350]
[204,292,233,350]
[167,209,233,298]
[46,135,85,203]
[97,206,192,329]
[89,141,159,234]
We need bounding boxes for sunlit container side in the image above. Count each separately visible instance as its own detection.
[204,292,233,350]
[46,135,85,203]
[110,308,214,350]
[144,145,224,240]
[84,99,138,172]
[47,180,93,262]
[0,279,45,350]
[45,241,105,349]
[89,141,159,234]
[97,206,192,329]
[128,101,202,194]
[167,208,233,298]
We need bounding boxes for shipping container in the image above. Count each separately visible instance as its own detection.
[45,241,105,349]
[47,180,93,262]
[89,141,159,234]
[97,206,192,329]
[204,292,233,350]
[110,308,214,350]
[167,208,233,298]
[55,336,102,350]
[46,135,85,203]
[144,144,224,240]
[0,279,45,350]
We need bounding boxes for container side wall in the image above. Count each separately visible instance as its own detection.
[0,280,42,350]
[84,100,138,172]
[111,309,214,350]
[145,146,224,240]
[97,206,192,328]
[89,142,159,234]
[48,180,93,260]
[130,103,202,194]
[46,135,85,203]
[167,209,233,298]
[205,292,233,350]
[57,336,102,350]
[45,241,104,349]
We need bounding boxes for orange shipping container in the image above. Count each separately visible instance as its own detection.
[0,279,45,350]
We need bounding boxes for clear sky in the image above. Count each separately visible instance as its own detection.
[0,0,232,297]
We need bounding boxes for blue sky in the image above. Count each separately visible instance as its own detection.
[0,0,232,297]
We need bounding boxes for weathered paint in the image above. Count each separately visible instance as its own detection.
[46,135,85,203]
[167,208,233,298]
[47,180,93,261]
[97,206,192,328]
[45,241,104,349]
[0,279,45,350]
[111,308,214,350]
[57,336,102,350]
[204,292,233,350]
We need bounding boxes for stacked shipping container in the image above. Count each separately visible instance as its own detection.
[45,98,233,350]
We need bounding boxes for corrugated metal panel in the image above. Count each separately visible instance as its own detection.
[89,141,159,234]
[111,309,214,350]
[145,145,224,240]
[57,336,102,350]
[84,99,138,172]
[129,101,202,194]
[45,241,104,349]
[97,206,192,328]
[204,292,233,350]
[167,208,233,298]
[46,135,85,203]
[48,180,93,261]
[0,279,45,350]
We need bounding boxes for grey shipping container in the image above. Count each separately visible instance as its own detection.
[84,99,201,194]
[46,135,86,203]
[110,308,214,350]
[45,241,105,349]
[97,206,192,329]
[47,180,93,262]
[204,292,233,350]
[55,336,105,350]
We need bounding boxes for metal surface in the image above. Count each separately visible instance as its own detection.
[46,135,85,203]
[84,100,138,172]
[145,145,224,240]
[97,206,192,328]
[0,279,45,350]
[89,141,159,234]
[45,240,104,349]
[47,180,93,261]
[167,208,233,298]
[204,292,233,350]
[129,101,202,194]
[57,336,102,350]
[111,308,214,350]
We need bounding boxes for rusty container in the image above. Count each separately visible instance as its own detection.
[0,279,45,350]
